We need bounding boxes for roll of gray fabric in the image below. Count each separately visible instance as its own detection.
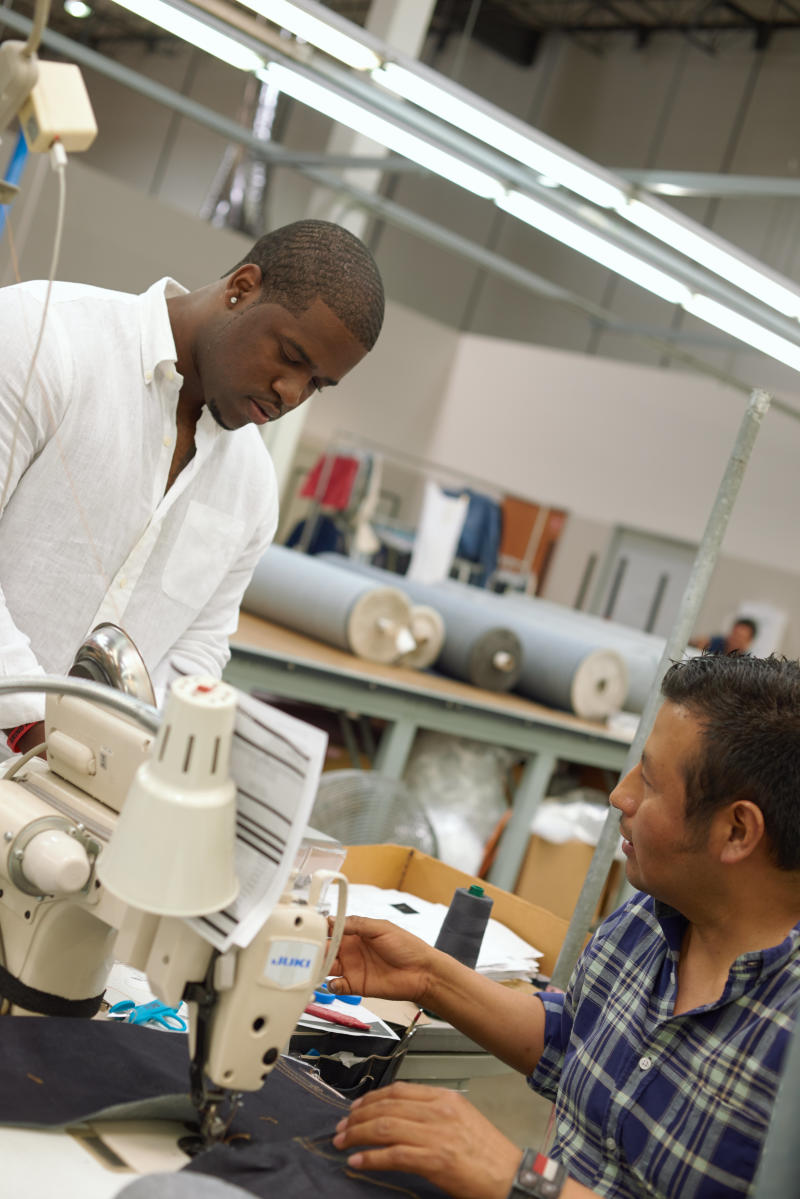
[318,554,522,692]
[242,546,414,664]
[514,622,627,718]
[496,591,665,713]
[430,581,628,719]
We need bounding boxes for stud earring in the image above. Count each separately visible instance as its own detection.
[230,296,238,305]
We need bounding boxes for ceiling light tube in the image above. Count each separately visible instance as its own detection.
[683,294,800,372]
[237,0,379,71]
[109,0,264,70]
[260,62,506,201]
[373,62,626,211]
[498,190,692,306]
[623,198,800,320]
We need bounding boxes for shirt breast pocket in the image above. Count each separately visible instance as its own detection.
[162,500,246,610]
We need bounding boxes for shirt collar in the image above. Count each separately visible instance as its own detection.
[652,896,800,987]
[138,276,187,381]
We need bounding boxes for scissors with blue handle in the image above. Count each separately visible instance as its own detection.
[108,999,187,1031]
[314,981,362,1005]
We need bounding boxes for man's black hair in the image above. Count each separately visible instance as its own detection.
[227,219,384,351]
[733,616,758,639]
[661,654,800,869]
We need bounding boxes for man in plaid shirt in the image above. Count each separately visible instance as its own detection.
[329,653,800,1199]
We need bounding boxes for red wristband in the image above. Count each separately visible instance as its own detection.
[6,722,38,753]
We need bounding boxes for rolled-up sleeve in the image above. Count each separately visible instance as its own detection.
[529,989,572,1102]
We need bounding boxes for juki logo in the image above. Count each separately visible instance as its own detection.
[271,955,312,969]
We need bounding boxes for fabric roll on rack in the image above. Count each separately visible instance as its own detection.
[513,623,627,719]
[431,581,628,719]
[242,546,415,665]
[496,592,671,714]
[319,555,522,692]
[398,605,446,670]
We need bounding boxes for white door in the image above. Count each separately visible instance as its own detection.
[589,527,696,637]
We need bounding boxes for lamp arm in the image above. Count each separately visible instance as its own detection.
[0,675,161,736]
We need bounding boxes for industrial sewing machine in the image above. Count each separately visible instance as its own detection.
[0,631,347,1151]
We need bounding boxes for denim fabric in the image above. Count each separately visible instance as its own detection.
[0,1017,448,1199]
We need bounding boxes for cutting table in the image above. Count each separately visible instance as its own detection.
[226,614,631,891]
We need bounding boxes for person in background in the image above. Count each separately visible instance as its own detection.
[690,615,758,655]
[0,219,384,756]
[329,653,800,1199]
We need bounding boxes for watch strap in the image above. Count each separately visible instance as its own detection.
[507,1147,568,1199]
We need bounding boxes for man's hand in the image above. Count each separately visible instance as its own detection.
[4,721,46,758]
[332,1082,522,1199]
[328,916,435,1007]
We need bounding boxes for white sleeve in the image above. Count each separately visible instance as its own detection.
[0,286,71,725]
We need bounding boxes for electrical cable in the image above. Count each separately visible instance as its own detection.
[1,740,47,779]
[0,141,67,517]
[0,143,121,629]
[22,0,52,59]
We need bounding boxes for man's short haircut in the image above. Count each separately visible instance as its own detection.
[227,219,384,350]
[661,654,800,869]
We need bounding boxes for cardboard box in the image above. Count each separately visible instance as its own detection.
[342,843,571,977]
[513,835,623,924]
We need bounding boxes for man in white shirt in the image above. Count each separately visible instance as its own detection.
[0,218,384,755]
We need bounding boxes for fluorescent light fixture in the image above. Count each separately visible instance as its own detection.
[238,0,379,70]
[684,294,800,372]
[623,198,800,320]
[498,189,692,306]
[64,0,93,17]
[373,62,626,211]
[108,0,264,71]
[260,62,506,201]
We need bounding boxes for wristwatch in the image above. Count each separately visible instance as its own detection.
[507,1148,568,1199]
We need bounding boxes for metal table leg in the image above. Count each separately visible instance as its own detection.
[373,717,418,780]
[487,751,557,891]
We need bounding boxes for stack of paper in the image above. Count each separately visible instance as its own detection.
[345,885,543,981]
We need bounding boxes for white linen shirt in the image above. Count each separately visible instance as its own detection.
[0,276,278,726]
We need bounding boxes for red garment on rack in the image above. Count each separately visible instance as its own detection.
[300,455,360,510]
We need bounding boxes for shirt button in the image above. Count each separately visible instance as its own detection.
[145,371,153,383]
[118,577,127,589]
[166,369,175,381]
[605,1137,616,1152]
[639,1056,653,1071]
[163,436,172,448]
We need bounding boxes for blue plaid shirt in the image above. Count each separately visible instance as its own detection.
[531,893,800,1198]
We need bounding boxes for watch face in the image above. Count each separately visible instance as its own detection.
[511,1152,566,1199]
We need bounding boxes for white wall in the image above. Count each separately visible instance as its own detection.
[423,332,799,574]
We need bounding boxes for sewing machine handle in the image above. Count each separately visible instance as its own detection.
[309,870,348,983]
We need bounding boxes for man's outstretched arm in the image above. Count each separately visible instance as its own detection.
[329,915,548,1076]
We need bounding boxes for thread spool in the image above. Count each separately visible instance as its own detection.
[434,883,494,970]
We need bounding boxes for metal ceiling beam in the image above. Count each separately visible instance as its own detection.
[223,7,800,344]
[32,0,800,342]
[3,6,800,404]
[618,168,800,196]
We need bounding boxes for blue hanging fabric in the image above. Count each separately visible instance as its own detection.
[445,489,502,587]
[0,129,30,241]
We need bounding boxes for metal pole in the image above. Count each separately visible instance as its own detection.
[750,1005,800,1197]
[488,751,557,891]
[549,387,772,989]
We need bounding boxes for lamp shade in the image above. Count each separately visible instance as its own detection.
[97,676,239,917]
